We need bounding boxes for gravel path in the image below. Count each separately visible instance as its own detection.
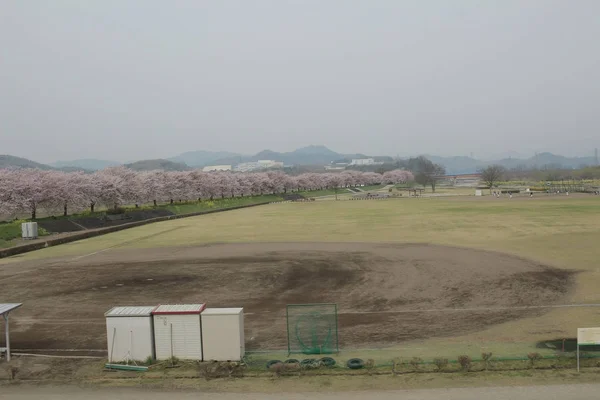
[2,384,600,400]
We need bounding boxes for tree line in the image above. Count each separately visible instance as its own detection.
[0,167,414,220]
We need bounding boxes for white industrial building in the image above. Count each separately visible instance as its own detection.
[235,160,284,172]
[350,158,375,166]
[257,160,284,168]
[201,308,245,361]
[152,304,206,360]
[202,165,232,172]
[105,306,155,363]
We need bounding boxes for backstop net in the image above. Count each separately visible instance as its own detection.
[286,303,339,355]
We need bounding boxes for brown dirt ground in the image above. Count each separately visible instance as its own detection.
[0,243,575,353]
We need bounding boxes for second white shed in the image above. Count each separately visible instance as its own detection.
[201,308,245,361]
[152,304,206,360]
[105,306,155,363]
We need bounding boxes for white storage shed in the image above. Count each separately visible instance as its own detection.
[152,304,206,360]
[21,222,38,239]
[105,306,155,363]
[201,308,245,361]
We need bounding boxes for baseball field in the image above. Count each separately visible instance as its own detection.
[1,193,599,363]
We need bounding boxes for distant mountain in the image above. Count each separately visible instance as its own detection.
[292,145,339,157]
[169,150,241,167]
[428,152,598,174]
[0,155,54,170]
[5,146,598,175]
[526,152,597,168]
[52,159,120,171]
[208,145,370,166]
[125,159,191,171]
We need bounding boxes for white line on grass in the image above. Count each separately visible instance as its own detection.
[69,226,186,261]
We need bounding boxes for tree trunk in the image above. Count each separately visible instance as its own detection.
[90,202,95,213]
[170,199,174,205]
[31,205,36,220]
[135,204,139,208]
[153,199,157,206]
[431,181,436,193]
[63,202,68,217]
[114,203,118,210]
[221,194,225,199]
[210,195,214,201]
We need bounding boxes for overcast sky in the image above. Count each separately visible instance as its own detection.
[1,1,599,163]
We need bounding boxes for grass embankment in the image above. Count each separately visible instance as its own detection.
[297,188,348,197]
[162,195,280,214]
[0,195,281,248]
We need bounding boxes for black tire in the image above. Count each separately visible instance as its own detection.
[320,357,336,367]
[346,358,364,369]
[266,360,282,369]
[300,358,317,366]
[284,359,299,364]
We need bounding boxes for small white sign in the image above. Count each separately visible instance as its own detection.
[578,327,600,345]
[475,190,482,196]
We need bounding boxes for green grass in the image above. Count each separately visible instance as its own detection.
[0,195,281,248]
[0,221,22,242]
[360,184,385,192]
[297,188,348,197]
[7,196,600,264]
[0,220,49,249]
[162,195,281,215]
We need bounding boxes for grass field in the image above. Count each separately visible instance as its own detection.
[0,195,281,248]
[2,193,600,363]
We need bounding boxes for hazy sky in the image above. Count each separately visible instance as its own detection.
[1,1,599,163]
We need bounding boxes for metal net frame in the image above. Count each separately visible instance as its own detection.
[286,303,339,355]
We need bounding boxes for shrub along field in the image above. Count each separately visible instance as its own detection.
[1,193,599,365]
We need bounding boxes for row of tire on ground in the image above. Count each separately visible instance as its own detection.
[266,357,365,370]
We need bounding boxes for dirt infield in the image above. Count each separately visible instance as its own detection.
[0,243,575,353]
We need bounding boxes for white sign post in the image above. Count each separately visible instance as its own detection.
[577,327,600,372]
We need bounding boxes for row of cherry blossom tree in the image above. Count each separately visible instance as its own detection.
[0,167,414,220]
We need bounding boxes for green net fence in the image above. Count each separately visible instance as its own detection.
[286,303,339,355]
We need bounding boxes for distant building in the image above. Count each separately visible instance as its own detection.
[202,165,232,172]
[257,160,284,168]
[234,160,283,172]
[350,158,375,166]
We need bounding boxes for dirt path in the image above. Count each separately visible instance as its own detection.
[2,384,600,400]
